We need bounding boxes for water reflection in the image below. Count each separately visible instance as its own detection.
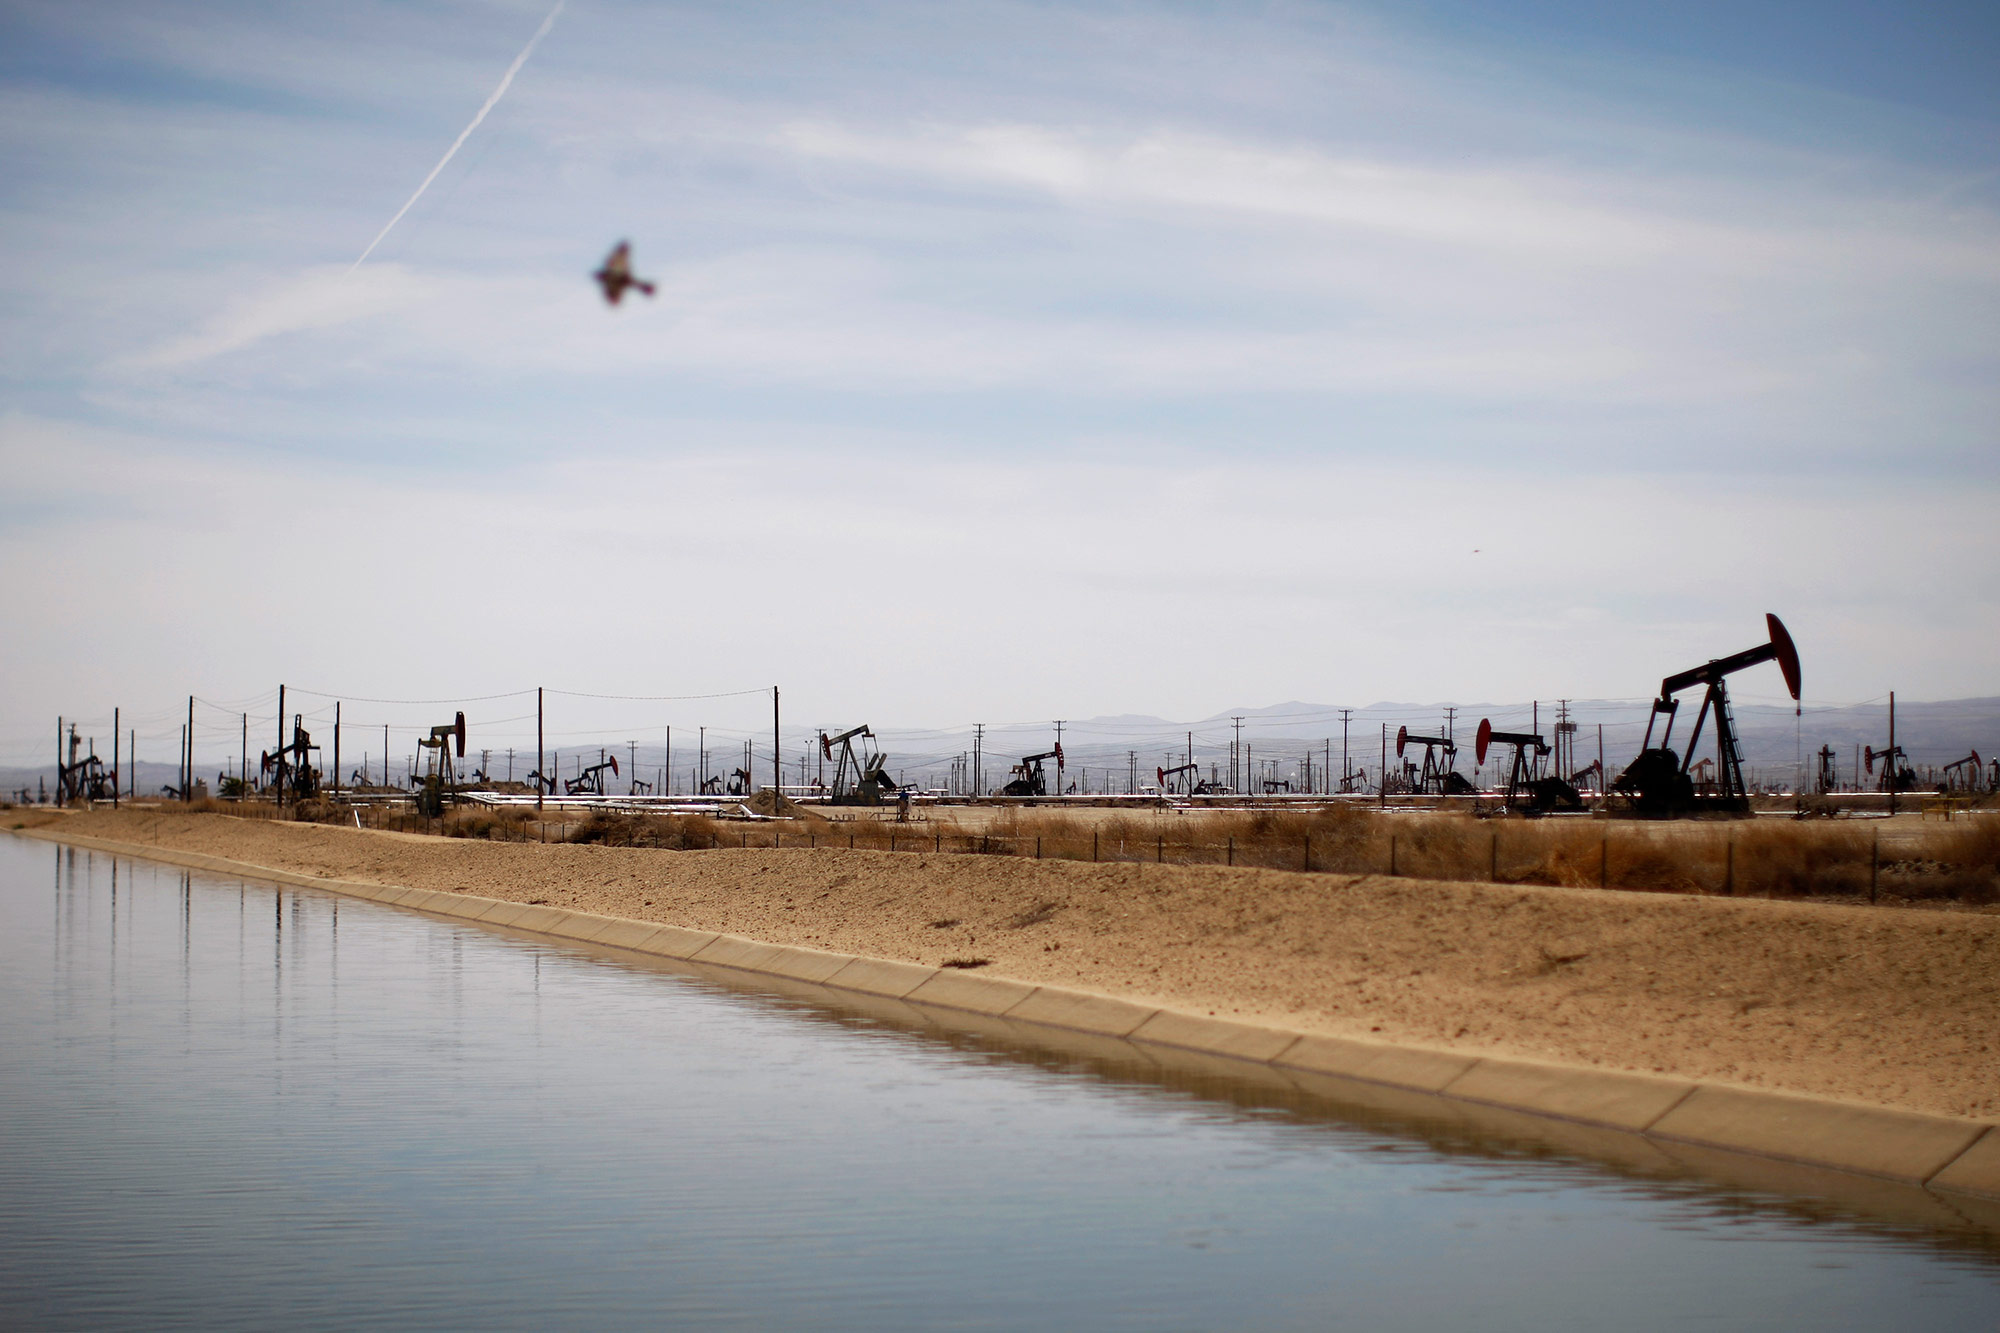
[2,836,1996,1332]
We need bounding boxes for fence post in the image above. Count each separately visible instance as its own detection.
[1227,835,1233,867]
[1157,834,1163,863]
[1093,830,1099,863]
[849,832,855,850]
[890,832,896,853]
[935,832,940,853]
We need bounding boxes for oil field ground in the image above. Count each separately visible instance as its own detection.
[11,803,1998,1123]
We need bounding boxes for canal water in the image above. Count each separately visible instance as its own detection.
[3,836,1997,1330]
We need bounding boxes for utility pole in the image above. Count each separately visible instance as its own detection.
[973,723,984,797]
[664,726,671,796]
[1054,719,1065,795]
[186,695,194,803]
[1888,691,1897,816]
[1128,750,1137,794]
[129,727,136,800]
[1380,724,1388,807]
[1231,716,1244,793]
[275,685,286,809]
[699,726,706,793]
[112,708,120,810]
[773,686,781,795]
[334,701,342,795]
[535,687,544,812]
[241,714,248,795]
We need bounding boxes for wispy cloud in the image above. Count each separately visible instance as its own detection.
[126,265,436,370]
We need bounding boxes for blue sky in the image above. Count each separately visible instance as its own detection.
[2,0,1996,767]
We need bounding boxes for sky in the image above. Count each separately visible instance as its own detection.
[2,0,1996,773]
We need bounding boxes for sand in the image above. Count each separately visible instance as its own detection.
[14,805,1998,1121]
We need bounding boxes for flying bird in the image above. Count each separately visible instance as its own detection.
[594,241,656,306]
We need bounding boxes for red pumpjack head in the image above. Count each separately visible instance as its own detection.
[1767,613,1802,702]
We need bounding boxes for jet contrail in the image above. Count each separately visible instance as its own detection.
[351,0,566,270]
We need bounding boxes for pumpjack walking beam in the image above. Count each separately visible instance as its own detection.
[1614,613,1801,817]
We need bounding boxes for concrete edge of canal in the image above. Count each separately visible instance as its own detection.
[17,824,2000,1233]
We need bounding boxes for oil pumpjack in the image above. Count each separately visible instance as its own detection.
[1613,613,1801,817]
[1475,719,1580,813]
[1865,745,1915,794]
[821,725,898,804]
[1939,751,1984,793]
[261,715,322,801]
[414,712,466,816]
[1396,726,1473,796]
[1155,761,1226,796]
[565,753,618,796]
[56,724,118,804]
[1000,744,1064,798]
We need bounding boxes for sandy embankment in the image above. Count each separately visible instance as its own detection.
[14,806,1998,1121]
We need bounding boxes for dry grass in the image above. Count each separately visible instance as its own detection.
[903,806,2000,905]
[564,810,725,850]
[49,793,2000,905]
